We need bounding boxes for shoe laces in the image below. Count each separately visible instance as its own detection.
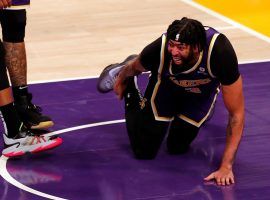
[14,123,33,139]
[17,126,48,145]
[105,74,118,89]
[26,93,43,114]
[27,103,43,114]
[29,135,47,145]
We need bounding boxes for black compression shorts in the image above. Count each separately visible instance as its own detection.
[0,9,27,43]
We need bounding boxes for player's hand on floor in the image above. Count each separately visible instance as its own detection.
[204,167,235,186]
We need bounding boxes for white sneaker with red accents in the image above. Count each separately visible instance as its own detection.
[2,127,62,158]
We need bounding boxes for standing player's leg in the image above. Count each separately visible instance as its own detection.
[0,40,62,158]
[1,9,53,130]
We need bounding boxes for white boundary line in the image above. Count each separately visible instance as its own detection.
[29,59,270,84]
[5,5,30,10]
[0,119,125,200]
[180,0,270,44]
[215,26,236,31]
[239,59,270,65]
[29,75,99,85]
[2,1,270,198]
[46,119,125,137]
[29,1,270,85]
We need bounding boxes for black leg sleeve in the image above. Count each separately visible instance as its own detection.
[124,77,169,159]
[0,10,26,43]
[166,117,200,155]
[0,41,10,90]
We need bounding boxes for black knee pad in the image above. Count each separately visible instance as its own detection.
[0,10,26,43]
[133,147,157,160]
[167,144,190,155]
[134,152,156,160]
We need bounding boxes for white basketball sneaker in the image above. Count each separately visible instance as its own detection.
[2,125,62,158]
[97,54,138,93]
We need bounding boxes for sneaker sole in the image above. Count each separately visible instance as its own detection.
[97,63,122,93]
[31,121,54,130]
[2,137,63,158]
[32,137,63,153]
[97,54,138,93]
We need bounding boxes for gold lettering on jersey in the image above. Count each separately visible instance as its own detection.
[169,77,211,87]
[139,98,147,109]
[185,87,202,93]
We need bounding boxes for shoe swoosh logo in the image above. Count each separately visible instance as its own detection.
[108,65,123,77]
[5,142,21,149]
[18,86,28,90]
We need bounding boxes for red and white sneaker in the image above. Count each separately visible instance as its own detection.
[2,126,62,158]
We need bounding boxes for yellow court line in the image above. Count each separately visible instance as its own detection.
[194,0,270,37]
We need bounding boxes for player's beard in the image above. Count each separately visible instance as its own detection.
[172,49,197,68]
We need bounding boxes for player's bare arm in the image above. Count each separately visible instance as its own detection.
[114,55,147,99]
[204,76,244,185]
[0,0,12,8]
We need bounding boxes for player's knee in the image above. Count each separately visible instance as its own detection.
[167,144,190,155]
[1,10,26,42]
[134,153,156,160]
[133,148,157,160]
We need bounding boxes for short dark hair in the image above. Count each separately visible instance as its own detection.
[166,17,206,51]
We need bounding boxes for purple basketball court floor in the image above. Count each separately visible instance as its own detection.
[0,61,270,200]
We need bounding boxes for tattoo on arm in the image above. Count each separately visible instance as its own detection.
[227,115,239,136]
[4,42,27,86]
[224,115,242,165]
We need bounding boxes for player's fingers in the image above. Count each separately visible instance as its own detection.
[230,176,235,184]
[225,177,232,185]
[0,1,5,9]
[221,178,226,186]
[118,91,123,100]
[204,173,215,181]
[115,85,124,100]
[216,177,222,185]
[2,0,9,7]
